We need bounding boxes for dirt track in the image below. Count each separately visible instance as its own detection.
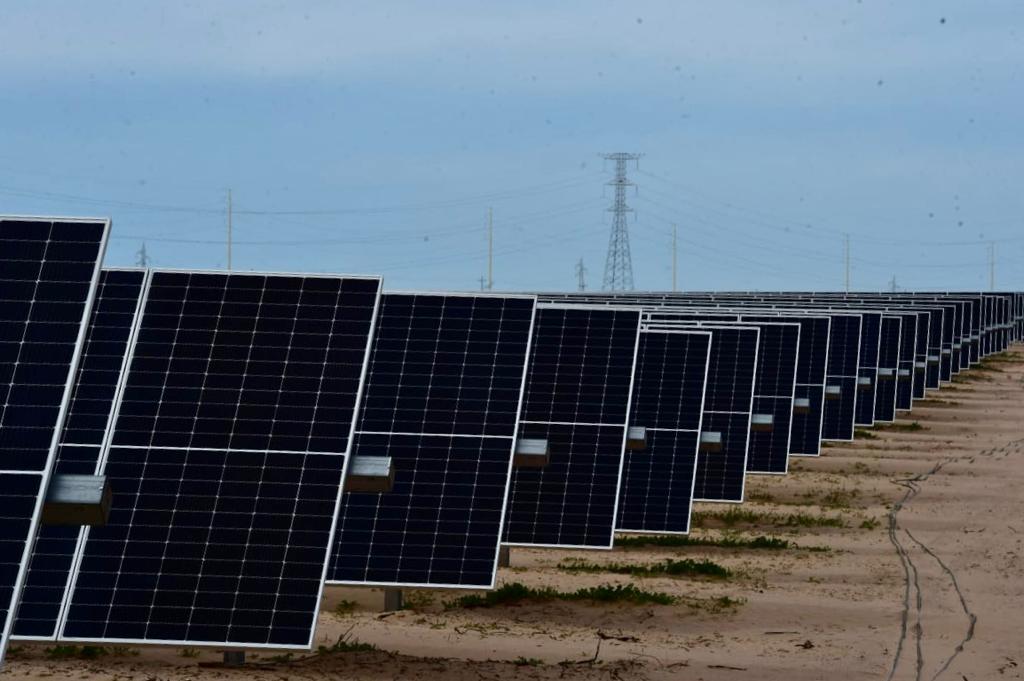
[4,348,1022,680]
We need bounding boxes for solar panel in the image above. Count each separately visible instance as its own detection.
[853,311,881,427]
[671,326,758,503]
[328,292,536,589]
[0,217,109,663]
[616,329,710,534]
[874,315,902,422]
[504,305,641,549]
[821,313,861,441]
[15,269,146,640]
[58,270,381,649]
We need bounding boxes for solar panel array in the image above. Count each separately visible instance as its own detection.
[328,293,536,589]
[0,217,108,662]
[504,305,641,548]
[0,214,1022,666]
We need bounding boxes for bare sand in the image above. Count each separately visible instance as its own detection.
[4,348,1022,680]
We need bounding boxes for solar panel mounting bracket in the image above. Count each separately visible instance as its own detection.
[41,474,112,527]
[625,426,648,451]
[750,414,774,432]
[698,431,723,453]
[513,438,550,468]
[344,456,396,494]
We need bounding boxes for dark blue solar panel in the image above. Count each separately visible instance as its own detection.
[0,217,107,661]
[505,306,641,548]
[688,327,758,503]
[330,293,536,589]
[821,313,860,441]
[617,330,710,534]
[16,270,145,640]
[874,316,901,422]
[854,312,881,427]
[60,271,380,649]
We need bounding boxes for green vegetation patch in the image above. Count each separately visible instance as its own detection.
[557,557,730,579]
[692,507,848,529]
[445,582,676,609]
[44,645,109,660]
[875,421,926,432]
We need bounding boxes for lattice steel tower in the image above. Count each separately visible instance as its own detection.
[601,153,642,291]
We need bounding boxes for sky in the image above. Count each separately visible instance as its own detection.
[1,1,1022,292]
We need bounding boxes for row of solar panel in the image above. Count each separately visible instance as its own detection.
[1,216,1021,662]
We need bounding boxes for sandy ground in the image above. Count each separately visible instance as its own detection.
[3,347,1022,681]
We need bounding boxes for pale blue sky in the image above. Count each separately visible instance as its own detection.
[1,1,1022,291]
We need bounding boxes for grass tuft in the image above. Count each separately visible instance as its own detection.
[557,557,731,579]
[615,532,831,552]
[854,428,878,440]
[445,582,676,609]
[692,507,848,529]
[44,645,109,660]
[681,595,747,613]
[317,635,378,655]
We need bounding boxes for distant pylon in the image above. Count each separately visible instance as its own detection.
[136,242,150,267]
[575,258,587,291]
[601,153,642,291]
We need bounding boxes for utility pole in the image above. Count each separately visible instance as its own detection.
[226,188,233,271]
[478,275,487,291]
[487,207,493,291]
[575,258,587,291]
[989,241,995,291]
[135,242,150,268]
[844,233,850,294]
[601,153,642,291]
[672,223,678,292]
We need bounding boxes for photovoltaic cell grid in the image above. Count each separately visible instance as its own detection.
[59,271,381,649]
[15,269,146,640]
[504,305,641,548]
[329,293,536,589]
[0,217,108,663]
[616,330,710,534]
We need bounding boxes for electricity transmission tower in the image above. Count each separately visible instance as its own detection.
[136,242,150,267]
[575,258,587,291]
[601,153,642,291]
